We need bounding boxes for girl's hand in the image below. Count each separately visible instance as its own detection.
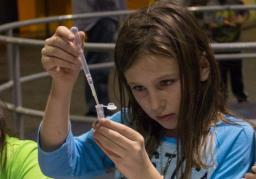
[93,119,163,179]
[41,26,85,91]
[244,165,256,179]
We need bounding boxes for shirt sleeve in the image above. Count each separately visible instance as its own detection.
[211,122,255,179]
[37,117,119,178]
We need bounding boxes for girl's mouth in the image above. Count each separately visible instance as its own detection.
[156,113,176,121]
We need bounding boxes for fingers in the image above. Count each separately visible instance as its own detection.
[96,118,144,142]
[41,46,80,72]
[93,119,146,160]
[94,138,123,165]
[55,26,86,43]
[95,138,120,158]
[45,26,86,58]
[41,26,86,72]
[55,26,75,41]
[252,165,256,173]
[94,129,127,157]
[42,55,78,72]
[42,43,80,64]
[79,31,86,43]
[244,173,256,179]
[244,165,256,179]
[44,35,79,58]
[78,31,86,50]
[94,125,131,156]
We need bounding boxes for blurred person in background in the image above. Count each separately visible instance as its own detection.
[203,0,248,103]
[72,0,127,116]
[0,100,51,179]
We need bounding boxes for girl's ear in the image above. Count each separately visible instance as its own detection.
[200,55,210,82]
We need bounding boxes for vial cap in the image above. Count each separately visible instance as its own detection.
[107,103,117,110]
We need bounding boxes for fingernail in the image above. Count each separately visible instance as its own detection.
[92,120,100,129]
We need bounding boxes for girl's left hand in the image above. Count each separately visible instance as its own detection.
[93,118,162,179]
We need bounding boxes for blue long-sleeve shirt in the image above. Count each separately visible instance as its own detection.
[38,112,255,179]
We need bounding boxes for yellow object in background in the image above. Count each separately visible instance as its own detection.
[243,0,254,4]
[149,0,157,5]
[243,0,256,21]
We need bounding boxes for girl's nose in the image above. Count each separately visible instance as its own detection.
[149,90,165,113]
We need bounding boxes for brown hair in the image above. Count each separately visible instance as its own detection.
[114,1,226,178]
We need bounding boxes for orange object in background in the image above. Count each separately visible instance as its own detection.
[17,0,72,37]
[126,0,154,9]
[17,0,155,37]
[45,0,73,33]
[17,0,45,36]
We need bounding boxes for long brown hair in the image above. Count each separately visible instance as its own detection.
[114,1,226,178]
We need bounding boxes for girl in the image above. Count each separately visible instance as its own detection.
[0,101,51,179]
[38,1,255,179]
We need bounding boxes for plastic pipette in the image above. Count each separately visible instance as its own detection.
[70,27,117,119]
[70,27,105,119]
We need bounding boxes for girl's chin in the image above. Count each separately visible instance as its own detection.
[159,121,177,130]
[164,128,177,137]
[164,125,177,130]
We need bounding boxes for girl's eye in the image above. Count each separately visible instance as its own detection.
[131,85,146,92]
[131,85,147,98]
[159,79,175,87]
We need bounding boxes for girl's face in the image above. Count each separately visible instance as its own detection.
[125,54,181,130]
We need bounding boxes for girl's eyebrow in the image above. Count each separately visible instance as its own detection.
[127,74,178,85]
[126,82,140,86]
[156,73,177,79]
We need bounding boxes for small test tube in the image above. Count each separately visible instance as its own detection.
[95,104,105,119]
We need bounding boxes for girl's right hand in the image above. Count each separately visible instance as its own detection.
[93,119,163,179]
[41,26,85,91]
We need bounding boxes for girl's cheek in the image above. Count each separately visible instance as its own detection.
[132,90,147,98]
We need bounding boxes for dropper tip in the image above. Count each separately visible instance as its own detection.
[70,27,78,34]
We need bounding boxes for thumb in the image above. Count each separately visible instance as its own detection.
[78,31,87,49]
